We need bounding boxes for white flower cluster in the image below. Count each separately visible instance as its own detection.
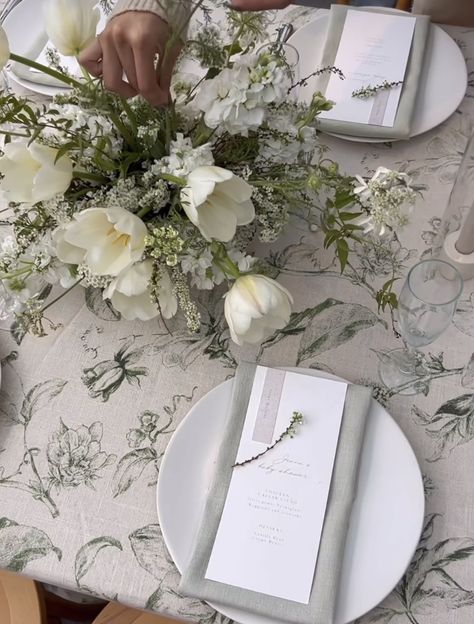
[0,1,420,345]
[157,134,214,178]
[353,167,418,236]
[194,52,289,136]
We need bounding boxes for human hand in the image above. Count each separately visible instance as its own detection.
[79,11,181,106]
[230,0,291,10]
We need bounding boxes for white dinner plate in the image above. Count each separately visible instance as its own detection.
[3,0,107,96]
[288,12,467,142]
[157,369,425,624]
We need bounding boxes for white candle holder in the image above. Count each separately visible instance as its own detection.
[441,231,474,280]
[436,130,474,281]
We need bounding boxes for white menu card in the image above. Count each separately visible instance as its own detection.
[319,10,416,127]
[205,366,347,604]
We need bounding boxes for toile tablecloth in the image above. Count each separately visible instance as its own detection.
[0,4,473,624]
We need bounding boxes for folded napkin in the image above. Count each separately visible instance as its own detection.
[316,5,431,140]
[11,30,74,88]
[179,362,372,624]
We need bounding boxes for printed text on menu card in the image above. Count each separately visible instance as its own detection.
[319,10,416,127]
[205,366,347,603]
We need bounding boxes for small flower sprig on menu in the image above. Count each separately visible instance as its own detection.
[352,80,403,100]
[232,411,303,468]
[0,1,422,343]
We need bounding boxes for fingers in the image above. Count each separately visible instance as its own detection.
[133,41,169,107]
[100,33,137,98]
[78,38,103,77]
[157,40,182,95]
[231,0,291,10]
[79,12,179,106]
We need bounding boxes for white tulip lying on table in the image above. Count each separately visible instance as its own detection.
[0,0,421,344]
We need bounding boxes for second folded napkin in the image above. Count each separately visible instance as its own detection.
[316,5,431,140]
[179,362,372,624]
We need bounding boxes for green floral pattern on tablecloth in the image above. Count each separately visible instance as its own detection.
[0,4,473,624]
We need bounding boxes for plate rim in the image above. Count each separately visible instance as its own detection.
[157,367,425,624]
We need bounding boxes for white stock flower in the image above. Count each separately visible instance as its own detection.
[104,261,177,321]
[224,274,293,345]
[193,65,265,135]
[0,26,10,71]
[43,0,100,56]
[0,140,73,204]
[180,166,255,242]
[54,207,147,276]
[159,134,214,178]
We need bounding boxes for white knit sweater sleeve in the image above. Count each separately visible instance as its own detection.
[109,0,192,40]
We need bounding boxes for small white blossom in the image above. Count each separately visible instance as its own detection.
[353,167,417,236]
[159,134,214,178]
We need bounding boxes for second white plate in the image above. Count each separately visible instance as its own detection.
[288,11,467,142]
[157,368,425,624]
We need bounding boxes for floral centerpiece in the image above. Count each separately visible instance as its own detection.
[0,1,418,345]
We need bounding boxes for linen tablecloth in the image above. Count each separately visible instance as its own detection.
[0,4,473,624]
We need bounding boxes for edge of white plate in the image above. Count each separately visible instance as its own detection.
[157,368,425,624]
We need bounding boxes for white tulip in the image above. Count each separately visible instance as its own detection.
[0,26,10,71]
[43,0,100,57]
[224,274,293,345]
[104,261,177,321]
[55,207,147,276]
[0,140,73,204]
[180,166,255,242]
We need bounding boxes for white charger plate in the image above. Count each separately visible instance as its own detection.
[3,0,107,96]
[288,11,467,142]
[157,368,425,624]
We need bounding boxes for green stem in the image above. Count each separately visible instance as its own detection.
[0,265,34,280]
[73,170,109,184]
[213,245,241,280]
[9,53,82,88]
[137,205,154,219]
[41,280,81,315]
[389,366,463,397]
[160,173,186,186]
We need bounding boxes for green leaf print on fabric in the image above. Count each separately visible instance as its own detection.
[130,524,225,623]
[85,287,121,321]
[356,515,474,624]
[259,299,385,362]
[111,447,157,498]
[75,536,123,590]
[0,377,68,517]
[0,518,62,571]
[412,393,474,461]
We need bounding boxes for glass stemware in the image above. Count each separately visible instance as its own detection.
[378,259,463,395]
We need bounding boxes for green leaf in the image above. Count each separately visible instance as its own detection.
[129,525,172,580]
[353,608,401,623]
[0,522,62,571]
[412,394,474,461]
[75,537,122,587]
[85,287,121,321]
[19,379,67,425]
[296,300,385,364]
[405,537,474,607]
[336,238,349,272]
[111,448,157,498]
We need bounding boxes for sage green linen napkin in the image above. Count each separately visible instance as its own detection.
[316,5,431,140]
[179,362,372,624]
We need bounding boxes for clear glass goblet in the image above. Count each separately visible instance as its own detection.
[378,259,463,395]
[255,42,300,98]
